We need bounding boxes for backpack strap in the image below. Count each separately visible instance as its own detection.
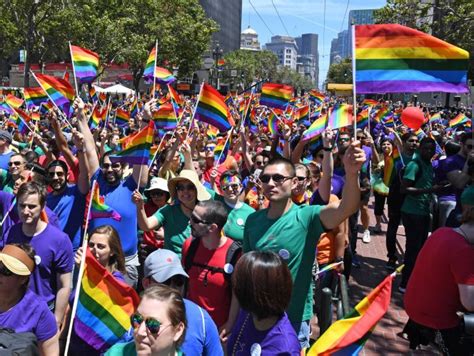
[183,236,201,273]
[224,241,242,284]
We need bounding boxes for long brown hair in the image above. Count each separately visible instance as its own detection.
[90,225,126,275]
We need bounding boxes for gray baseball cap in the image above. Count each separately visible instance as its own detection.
[144,249,189,283]
[0,130,12,143]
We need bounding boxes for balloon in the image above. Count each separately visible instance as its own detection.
[401,107,425,130]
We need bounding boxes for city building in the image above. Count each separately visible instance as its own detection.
[295,33,319,87]
[240,26,261,51]
[199,0,242,54]
[264,35,298,70]
[329,29,349,65]
[347,9,375,27]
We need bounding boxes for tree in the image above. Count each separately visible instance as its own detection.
[326,58,352,85]
[272,66,314,91]
[374,0,473,80]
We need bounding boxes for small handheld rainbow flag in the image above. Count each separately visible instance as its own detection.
[302,113,327,142]
[70,44,100,83]
[143,44,157,80]
[195,83,234,132]
[449,113,469,127]
[361,98,379,107]
[357,108,370,129]
[308,90,325,104]
[129,97,138,118]
[153,103,177,130]
[73,248,139,352]
[109,121,154,165]
[429,112,442,123]
[214,134,231,165]
[206,125,219,140]
[89,184,121,221]
[297,105,309,122]
[268,110,281,136]
[168,85,184,107]
[154,67,176,84]
[115,108,130,127]
[90,105,107,129]
[372,106,391,123]
[5,94,24,109]
[260,83,293,110]
[327,104,353,129]
[23,87,48,108]
[308,272,395,355]
[34,73,75,118]
[89,86,98,104]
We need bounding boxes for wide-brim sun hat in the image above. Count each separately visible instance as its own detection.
[0,245,35,276]
[168,169,211,201]
[145,177,169,193]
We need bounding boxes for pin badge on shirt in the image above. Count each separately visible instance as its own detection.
[278,249,290,260]
[223,263,234,274]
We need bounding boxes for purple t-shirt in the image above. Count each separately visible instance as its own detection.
[227,310,301,356]
[436,154,466,202]
[5,223,73,303]
[0,289,57,341]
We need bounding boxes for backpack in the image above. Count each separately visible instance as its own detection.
[0,328,38,356]
[183,237,241,286]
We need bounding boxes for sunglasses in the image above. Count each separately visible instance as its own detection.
[296,176,307,181]
[48,171,65,178]
[102,163,122,170]
[176,184,195,192]
[356,136,366,140]
[8,161,23,167]
[0,263,14,277]
[222,183,240,191]
[131,312,168,335]
[338,138,350,143]
[190,214,210,225]
[407,139,419,143]
[260,174,293,184]
[255,161,265,166]
[149,190,167,197]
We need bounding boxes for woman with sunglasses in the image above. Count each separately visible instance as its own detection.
[106,284,186,356]
[0,243,59,356]
[133,169,211,257]
[142,178,170,249]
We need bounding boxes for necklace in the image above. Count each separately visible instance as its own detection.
[231,313,250,356]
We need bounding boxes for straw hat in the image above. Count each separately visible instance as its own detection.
[168,169,211,201]
[0,245,35,276]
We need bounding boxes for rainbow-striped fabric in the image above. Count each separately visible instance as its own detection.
[195,83,234,132]
[153,103,177,130]
[327,104,353,129]
[70,44,100,83]
[109,121,154,165]
[355,24,469,93]
[260,83,293,110]
[449,113,469,127]
[115,108,130,127]
[357,108,369,129]
[143,45,157,79]
[302,113,327,142]
[34,73,75,118]
[74,248,139,352]
[5,94,24,109]
[23,87,48,108]
[154,67,176,84]
[89,183,121,221]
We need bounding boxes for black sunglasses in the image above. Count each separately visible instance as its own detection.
[260,174,293,184]
[149,190,167,197]
[131,312,162,335]
[0,263,14,277]
[222,183,240,191]
[190,214,211,225]
[176,184,195,192]
[296,176,307,181]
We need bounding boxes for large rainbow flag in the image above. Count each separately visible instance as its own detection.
[308,272,395,355]
[195,83,234,132]
[23,87,48,108]
[70,44,100,83]
[34,73,75,118]
[355,24,469,93]
[109,121,154,165]
[260,83,293,110]
[74,248,139,351]
[89,183,121,221]
[383,145,403,186]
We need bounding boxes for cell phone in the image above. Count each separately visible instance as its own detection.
[253,169,262,180]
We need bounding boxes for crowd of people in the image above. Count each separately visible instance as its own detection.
[0,85,473,356]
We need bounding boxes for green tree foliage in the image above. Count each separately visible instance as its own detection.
[0,0,218,89]
[272,66,314,91]
[223,50,279,86]
[326,58,352,85]
[374,0,474,80]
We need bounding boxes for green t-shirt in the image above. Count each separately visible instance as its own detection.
[0,170,14,193]
[401,154,433,216]
[154,204,191,257]
[105,341,183,356]
[213,193,255,243]
[243,203,324,323]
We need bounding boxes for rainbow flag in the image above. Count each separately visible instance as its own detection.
[308,90,325,104]
[168,85,184,107]
[90,105,107,129]
[74,248,139,351]
[31,112,41,121]
[39,100,54,115]
[12,108,31,135]
[195,83,234,132]
[449,113,469,127]
[89,86,98,104]
[115,108,130,127]
[129,97,138,118]
[355,24,469,93]
[383,146,403,186]
[206,125,219,140]
[34,73,75,118]
[23,87,48,108]
[361,98,378,107]
[260,83,293,110]
[328,104,353,129]
[382,114,394,128]
[357,108,369,129]
[373,106,391,123]
[154,67,176,84]
[0,100,14,115]
[429,112,442,123]
[308,272,395,355]
[302,113,327,142]
[5,94,24,109]
[89,183,121,221]
[109,121,154,165]
[70,45,100,83]
[268,110,280,136]
[153,103,177,130]
[297,105,309,122]
[99,92,107,103]
[214,135,231,165]
[143,45,157,79]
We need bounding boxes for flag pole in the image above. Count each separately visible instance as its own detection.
[186,82,204,141]
[30,70,74,130]
[214,128,233,167]
[63,179,97,355]
[104,95,112,128]
[152,40,158,100]
[351,24,358,140]
[69,42,80,96]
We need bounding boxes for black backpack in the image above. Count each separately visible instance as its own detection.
[183,237,241,286]
[0,328,38,356]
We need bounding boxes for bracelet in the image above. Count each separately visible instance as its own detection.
[334,256,344,262]
[323,146,333,152]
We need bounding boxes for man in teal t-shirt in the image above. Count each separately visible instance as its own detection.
[243,142,365,348]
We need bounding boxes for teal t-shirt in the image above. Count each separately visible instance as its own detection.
[154,204,191,257]
[243,203,324,323]
[213,194,255,243]
[0,170,14,193]
[401,154,433,216]
[105,341,183,356]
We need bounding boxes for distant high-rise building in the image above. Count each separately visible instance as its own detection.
[265,35,298,70]
[240,26,261,51]
[329,29,349,65]
[348,9,375,27]
[295,33,319,87]
[199,0,242,53]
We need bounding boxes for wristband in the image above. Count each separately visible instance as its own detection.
[323,146,333,152]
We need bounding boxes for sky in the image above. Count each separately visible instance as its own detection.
[241,0,387,88]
